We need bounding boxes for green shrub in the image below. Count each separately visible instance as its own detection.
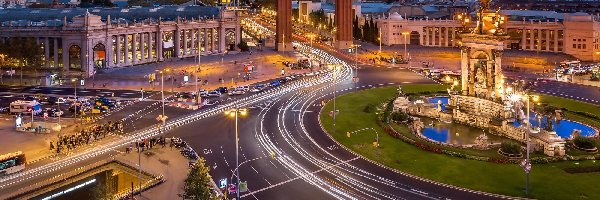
[500,142,521,155]
[574,136,596,150]
[237,41,250,51]
[363,103,377,113]
[391,111,408,122]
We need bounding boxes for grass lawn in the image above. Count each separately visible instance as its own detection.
[401,84,450,95]
[321,85,600,199]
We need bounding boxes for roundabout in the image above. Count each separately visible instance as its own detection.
[319,85,600,199]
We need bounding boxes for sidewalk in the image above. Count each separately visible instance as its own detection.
[115,145,190,200]
[87,51,308,92]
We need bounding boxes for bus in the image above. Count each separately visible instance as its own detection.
[9,100,41,115]
[0,151,26,175]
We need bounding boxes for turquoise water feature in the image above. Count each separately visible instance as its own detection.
[421,117,505,145]
[511,113,598,138]
[427,96,449,111]
[425,96,598,139]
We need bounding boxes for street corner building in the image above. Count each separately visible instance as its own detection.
[0,6,241,78]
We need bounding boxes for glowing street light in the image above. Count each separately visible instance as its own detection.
[224,107,248,200]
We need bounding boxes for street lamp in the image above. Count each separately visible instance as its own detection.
[402,32,410,59]
[224,108,247,200]
[509,93,540,196]
[71,78,78,123]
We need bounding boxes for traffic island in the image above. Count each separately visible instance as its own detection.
[320,85,600,199]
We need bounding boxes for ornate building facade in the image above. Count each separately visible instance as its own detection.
[0,6,241,77]
[377,10,600,61]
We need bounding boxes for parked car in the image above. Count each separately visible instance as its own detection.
[228,88,246,96]
[207,91,221,97]
[251,84,267,92]
[237,85,250,91]
[198,90,209,97]
[216,87,228,94]
[269,80,281,87]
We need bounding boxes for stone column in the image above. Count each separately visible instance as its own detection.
[537,28,542,51]
[554,29,559,52]
[106,37,112,68]
[445,27,449,47]
[460,46,469,94]
[54,38,59,68]
[451,27,455,47]
[44,37,50,68]
[529,30,535,50]
[424,27,429,46]
[204,28,209,54]
[148,32,153,60]
[276,0,292,51]
[175,29,181,58]
[124,34,130,65]
[183,29,188,56]
[190,29,196,54]
[132,33,137,63]
[521,29,526,50]
[62,39,69,74]
[140,33,146,61]
[211,28,216,53]
[157,31,163,61]
[219,27,226,52]
[116,35,121,64]
[433,27,437,46]
[334,0,352,49]
[545,29,550,51]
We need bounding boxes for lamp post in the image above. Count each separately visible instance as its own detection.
[225,108,247,200]
[195,42,201,105]
[71,78,78,123]
[509,93,540,196]
[402,32,410,59]
[378,27,382,54]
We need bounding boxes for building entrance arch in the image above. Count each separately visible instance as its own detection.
[93,43,106,69]
[68,45,82,70]
[410,31,420,45]
[226,29,236,51]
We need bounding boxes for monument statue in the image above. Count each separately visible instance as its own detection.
[480,0,492,11]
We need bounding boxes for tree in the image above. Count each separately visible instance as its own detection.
[574,136,596,149]
[500,142,521,155]
[352,15,362,40]
[182,157,215,200]
[362,18,371,42]
[237,41,250,52]
[90,181,113,200]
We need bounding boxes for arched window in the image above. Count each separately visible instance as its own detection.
[68,45,81,70]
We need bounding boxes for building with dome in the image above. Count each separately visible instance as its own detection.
[0,6,241,77]
[377,9,600,61]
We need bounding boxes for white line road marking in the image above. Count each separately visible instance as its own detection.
[251,165,259,174]
[241,157,359,197]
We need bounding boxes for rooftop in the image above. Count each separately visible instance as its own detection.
[0,5,221,24]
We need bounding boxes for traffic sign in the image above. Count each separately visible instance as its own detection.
[520,159,532,173]
[228,184,237,194]
[80,79,85,86]
[239,181,248,193]
[218,178,227,188]
[43,112,48,120]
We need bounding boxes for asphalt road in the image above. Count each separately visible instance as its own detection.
[166,67,508,199]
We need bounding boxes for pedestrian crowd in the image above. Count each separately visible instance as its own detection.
[125,136,167,153]
[49,121,123,154]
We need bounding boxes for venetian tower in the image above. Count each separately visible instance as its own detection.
[460,0,508,100]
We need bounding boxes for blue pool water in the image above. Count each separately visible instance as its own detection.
[427,96,449,111]
[420,118,504,145]
[512,113,597,138]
